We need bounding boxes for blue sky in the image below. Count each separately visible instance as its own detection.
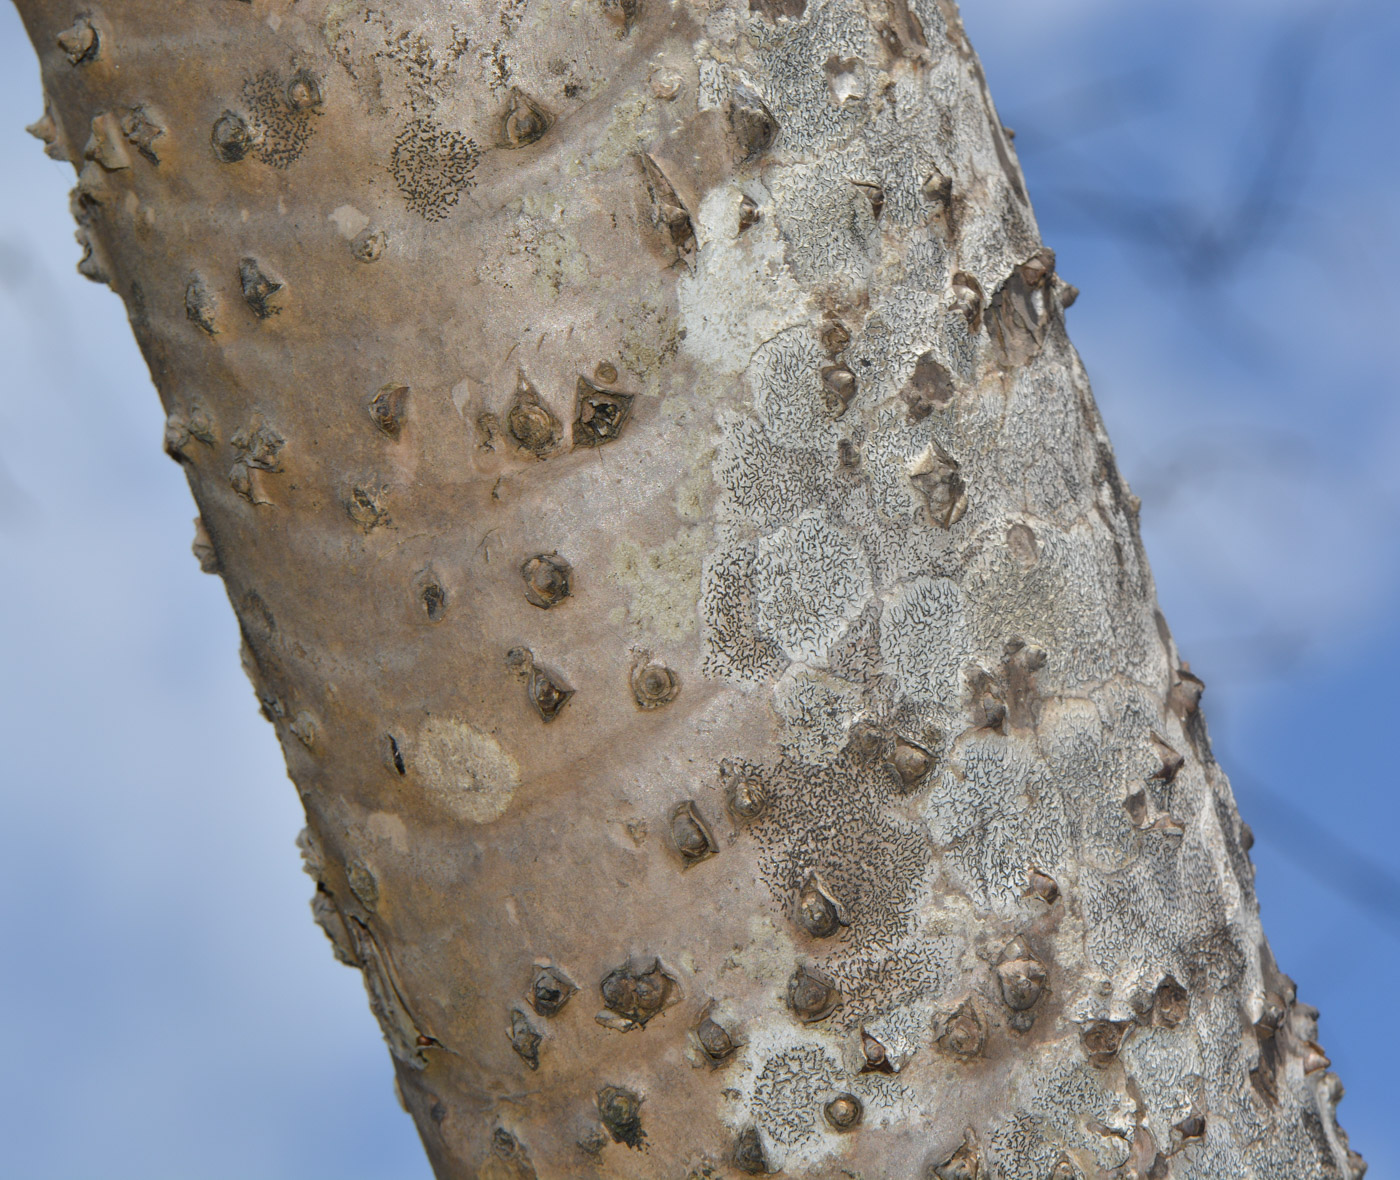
[1,3,1395,1176]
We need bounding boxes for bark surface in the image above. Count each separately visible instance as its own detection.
[15,1,1365,1177]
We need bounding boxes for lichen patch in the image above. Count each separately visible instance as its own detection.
[610,526,710,642]
[365,809,409,851]
[677,186,809,380]
[413,717,520,824]
[752,510,873,666]
[328,203,369,238]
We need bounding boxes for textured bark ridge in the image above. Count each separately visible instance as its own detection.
[17,1,1364,1177]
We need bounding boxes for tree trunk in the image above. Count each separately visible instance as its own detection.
[13,1,1364,1176]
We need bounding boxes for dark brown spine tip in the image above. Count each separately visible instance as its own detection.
[507,373,561,455]
[932,1131,982,1180]
[598,958,677,1029]
[669,801,718,866]
[891,736,934,790]
[824,1092,863,1131]
[795,872,845,938]
[521,553,572,609]
[852,181,884,220]
[728,86,778,160]
[285,70,323,110]
[734,1126,770,1174]
[723,765,768,820]
[212,111,252,162]
[995,937,1047,1014]
[526,662,573,722]
[597,1085,645,1147]
[57,18,100,65]
[696,1010,736,1064]
[631,659,680,709]
[938,999,986,1060]
[530,965,577,1016]
[573,377,635,447]
[861,1029,894,1073]
[1080,1019,1131,1067]
[820,364,858,416]
[238,258,283,318]
[738,194,761,233]
[787,964,841,1023]
[508,1008,541,1070]
[502,89,553,148]
[368,382,409,437]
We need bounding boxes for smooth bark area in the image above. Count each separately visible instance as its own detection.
[14,1,1365,1176]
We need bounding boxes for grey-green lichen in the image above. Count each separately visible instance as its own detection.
[610,526,710,643]
[686,1,1352,1176]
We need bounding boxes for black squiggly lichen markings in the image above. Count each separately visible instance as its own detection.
[241,70,319,168]
[728,749,947,1027]
[933,736,1074,913]
[391,118,481,221]
[752,1045,842,1147]
[701,541,789,685]
[825,601,884,687]
[988,1112,1071,1180]
[828,942,955,1035]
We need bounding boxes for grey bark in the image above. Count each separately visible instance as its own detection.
[13,1,1364,1177]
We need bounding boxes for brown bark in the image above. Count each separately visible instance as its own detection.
[14,1,1364,1176]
